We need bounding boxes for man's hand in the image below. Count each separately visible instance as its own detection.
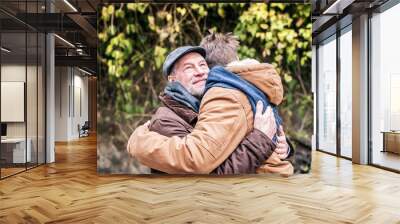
[143,120,151,128]
[253,101,276,140]
[275,126,289,159]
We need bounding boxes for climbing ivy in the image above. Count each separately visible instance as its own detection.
[98,3,312,141]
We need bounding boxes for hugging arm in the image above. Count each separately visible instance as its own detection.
[127,88,250,174]
[213,102,278,174]
[212,129,275,174]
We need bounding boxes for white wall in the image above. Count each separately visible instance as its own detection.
[54,66,89,141]
[72,72,89,138]
[1,65,26,141]
[55,66,69,141]
[1,65,36,138]
[1,63,45,164]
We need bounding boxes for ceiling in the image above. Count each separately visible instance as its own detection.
[0,0,99,74]
[312,0,390,43]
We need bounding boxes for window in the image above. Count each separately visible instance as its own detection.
[339,26,352,158]
[370,3,400,171]
[317,35,337,154]
[0,1,47,179]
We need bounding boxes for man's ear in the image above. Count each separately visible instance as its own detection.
[168,75,176,82]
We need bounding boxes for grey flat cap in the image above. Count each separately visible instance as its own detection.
[162,46,206,77]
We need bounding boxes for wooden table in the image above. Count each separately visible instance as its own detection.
[381,131,400,154]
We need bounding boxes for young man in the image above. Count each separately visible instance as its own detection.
[127,43,293,175]
[200,32,295,174]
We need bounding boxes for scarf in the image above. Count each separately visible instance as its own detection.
[164,81,200,113]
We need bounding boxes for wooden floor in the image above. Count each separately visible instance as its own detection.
[0,167,26,178]
[1,135,400,223]
[1,163,45,178]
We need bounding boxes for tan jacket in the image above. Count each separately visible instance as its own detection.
[127,63,293,175]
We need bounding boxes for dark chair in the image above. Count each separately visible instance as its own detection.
[79,121,90,138]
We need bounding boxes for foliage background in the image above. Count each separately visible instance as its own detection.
[98,3,312,174]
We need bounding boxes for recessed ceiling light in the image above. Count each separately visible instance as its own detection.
[78,67,92,76]
[322,0,355,15]
[1,47,11,53]
[63,0,78,12]
[54,34,75,48]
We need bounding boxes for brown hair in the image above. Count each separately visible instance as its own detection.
[200,32,239,68]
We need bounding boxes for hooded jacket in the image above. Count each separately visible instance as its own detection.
[205,66,282,142]
[127,63,294,175]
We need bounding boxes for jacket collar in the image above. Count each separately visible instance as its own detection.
[164,81,200,113]
[159,93,198,125]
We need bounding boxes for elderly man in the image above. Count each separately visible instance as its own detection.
[127,45,293,175]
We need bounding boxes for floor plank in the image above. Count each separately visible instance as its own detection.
[0,135,400,223]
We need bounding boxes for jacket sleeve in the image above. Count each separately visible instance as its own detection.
[149,117,189,138]
[254,137,296,177]
[126,88,250,174]
[212,129,275,174]
[256,152,294,177]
